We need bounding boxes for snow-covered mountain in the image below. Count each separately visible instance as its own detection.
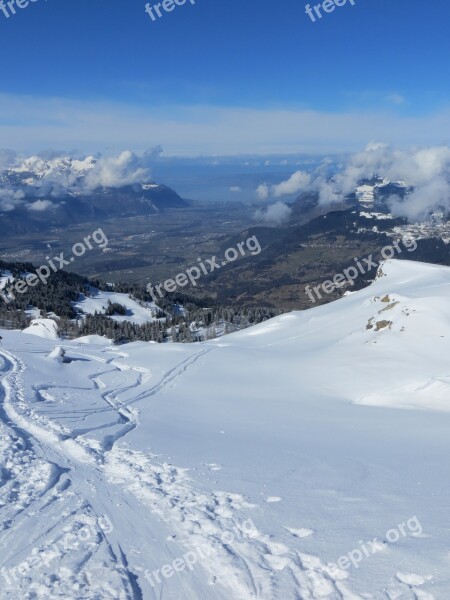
[348,178,450,242]
[354,177,408,209]
[0,155,97,188]
[0,259,449,598]
[0,152,188,233]
[289,176,412,228]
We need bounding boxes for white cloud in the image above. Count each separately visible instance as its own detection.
[0,150,158,197]
[273,143,450,220]
[272,170,311,197]
[326,144,450,219]
[2,92,450,156]
[84,151,151,189]
[229,186,241,193]
[0,188,25,212]
[254,201,292,225]
[26,199,54,212]
[254,170,311,201]
[256,183,270,200]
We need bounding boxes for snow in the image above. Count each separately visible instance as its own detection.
[73,334,113,346]
[24,306,42,319]
[0,271,13,291]
[22,318,59,340]
[11,155,96,180]
[355,184,375,206]
[46,346,65,363]
[359,211,394,220]
[73,287,159,325]
[0,259,450,598]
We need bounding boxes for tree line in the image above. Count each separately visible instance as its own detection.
[0,260,279,344]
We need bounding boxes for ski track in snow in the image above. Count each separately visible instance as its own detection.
[0,351,141,599]
[0,346,435,599]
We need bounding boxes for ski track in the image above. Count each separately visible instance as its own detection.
[0,351,140,599]
[0,346,433,599]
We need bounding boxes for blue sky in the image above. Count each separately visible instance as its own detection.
[0,0,449,155]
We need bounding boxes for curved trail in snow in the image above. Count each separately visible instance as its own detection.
[0,350,143,599]
[0,345,426,600]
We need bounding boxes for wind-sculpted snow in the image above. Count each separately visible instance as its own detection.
[0,260,449,598]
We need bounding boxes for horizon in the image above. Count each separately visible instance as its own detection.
[1,0,449,154]
[1,3,450,598]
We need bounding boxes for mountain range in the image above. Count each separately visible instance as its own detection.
[200,178,450,309]
[0,155,188,234]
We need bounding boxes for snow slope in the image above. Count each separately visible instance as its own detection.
[0,260,450,599]
[73,288,159,325]
[22,318,59,340]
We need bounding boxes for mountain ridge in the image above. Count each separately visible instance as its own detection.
[0,153,189,233]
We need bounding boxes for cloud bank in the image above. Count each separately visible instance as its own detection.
[2,92,450,156]
[0,149,166,212]
[0,148,166,212]
[257,144,450,221]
